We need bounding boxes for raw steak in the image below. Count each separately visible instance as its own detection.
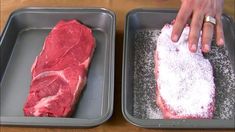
[23,20,95,117]
[154,24,215,119]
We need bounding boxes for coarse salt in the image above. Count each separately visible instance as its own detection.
[155,25,215,117]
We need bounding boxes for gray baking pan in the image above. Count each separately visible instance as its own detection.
[122,9,235,128]
[0,7,115,127]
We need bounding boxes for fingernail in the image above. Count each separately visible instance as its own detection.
[218,38,224,46]
[204,44,210,52]
[172,34,178,42]
[191,44,197,52]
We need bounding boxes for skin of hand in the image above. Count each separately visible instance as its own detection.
[171,0,225,53]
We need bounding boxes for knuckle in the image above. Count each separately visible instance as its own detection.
[192,22,202,30]
[177,15,187,24]
[216,30,224,37]
[215,15,222,20]
[198,3,206,12]
[183,0,193,5]
[203,37,211,43]
[190,34,199,42]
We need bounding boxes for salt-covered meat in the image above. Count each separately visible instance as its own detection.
[154,24,215,119]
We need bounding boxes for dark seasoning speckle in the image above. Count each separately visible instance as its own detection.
[133,29,235,119]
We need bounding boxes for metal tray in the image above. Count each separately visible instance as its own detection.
[0,7,115,127]
[122,9,235,128]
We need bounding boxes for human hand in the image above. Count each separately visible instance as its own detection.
[171,0,224,53]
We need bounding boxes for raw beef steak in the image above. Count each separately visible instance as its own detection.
[24,20,95,117]
[154,24,215,119]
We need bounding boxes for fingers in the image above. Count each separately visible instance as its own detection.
[173,0,224,53]
[201,21,214,53]
[215,15,225,46]
[171,1,193,42]
[188,11,204,52]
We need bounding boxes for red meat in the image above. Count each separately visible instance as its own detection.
[23,20,95,117]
